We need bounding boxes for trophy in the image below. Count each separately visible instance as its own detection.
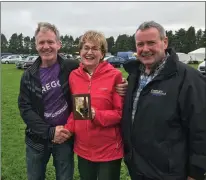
[72,93,92,120]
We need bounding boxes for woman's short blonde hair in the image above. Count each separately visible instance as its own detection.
[79,30,108,59]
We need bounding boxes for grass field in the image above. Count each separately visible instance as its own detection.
[1,64,130,180]
[1,62,200,180]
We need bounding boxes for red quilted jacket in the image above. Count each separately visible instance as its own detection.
[64,61,124,162]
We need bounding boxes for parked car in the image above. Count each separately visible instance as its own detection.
[21,56,38,69]
[21,55,30,60]
[1,55,12,59]
[117,51,137,61]
[1,52,13,57]
[16,59,26,69]
[16,55,35,69]
[1,55,22,64]
[106,56,126,68]
[197,60,205,75]
[16,56,33,69]
[104,55,114,61]
[74,55,81,62]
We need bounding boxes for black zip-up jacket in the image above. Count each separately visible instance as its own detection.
[122,48,206,180]
[18,55,79,151]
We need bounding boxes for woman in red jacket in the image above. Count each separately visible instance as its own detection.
[64,30,124,180]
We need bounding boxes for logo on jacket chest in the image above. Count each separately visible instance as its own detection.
[97,87,111,94]
[99,88,108,91]
[150,89,167,96]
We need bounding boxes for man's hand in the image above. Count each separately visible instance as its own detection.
[53,125,72,144]
[187,177,195,180]
[115,78,128,96]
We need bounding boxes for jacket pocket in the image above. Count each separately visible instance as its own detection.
[145,141,171,173]
[102,127,117,140]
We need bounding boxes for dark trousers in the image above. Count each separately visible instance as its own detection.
[125,157,187,180]
[78,156,122,180]
[26,141,74,180]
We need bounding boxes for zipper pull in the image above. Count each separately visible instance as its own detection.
[88,81,91,92]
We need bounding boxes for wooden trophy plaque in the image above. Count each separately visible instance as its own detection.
[72,93,92,120]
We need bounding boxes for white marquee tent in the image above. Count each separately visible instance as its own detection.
[176,52,191,64]
[188,48,206,62]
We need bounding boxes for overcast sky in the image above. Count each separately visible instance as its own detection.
[1,2,205,40]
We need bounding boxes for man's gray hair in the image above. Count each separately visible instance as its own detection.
[136,21,166,40]
[35,22,60,41]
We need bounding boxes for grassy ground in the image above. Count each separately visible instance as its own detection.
[188,63,199,70]
[1,64,130,180]
[1,62,200,180]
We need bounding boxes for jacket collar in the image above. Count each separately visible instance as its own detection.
[158,48,178,77]
[29,54,65,76]
[79,61,112,77]
[124,48,178,78]
[139,53,168,76]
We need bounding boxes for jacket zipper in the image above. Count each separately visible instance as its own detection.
[88,79,91,93]
[87,75,92,157]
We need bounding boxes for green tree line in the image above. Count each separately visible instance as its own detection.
[1,26,205,55]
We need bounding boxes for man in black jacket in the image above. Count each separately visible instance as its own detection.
[18,22,127,180]
[122,21,206,180]
[18,22,79,180]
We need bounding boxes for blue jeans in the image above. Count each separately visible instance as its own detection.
[26,141,74,180]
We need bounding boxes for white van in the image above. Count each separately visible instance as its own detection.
[197,61,205,75]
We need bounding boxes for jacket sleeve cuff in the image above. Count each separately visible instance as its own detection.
[48,127,55,140]
[189,165,206,180]
[64,124,73,133]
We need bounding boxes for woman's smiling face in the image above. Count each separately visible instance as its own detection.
[80,41,104,68]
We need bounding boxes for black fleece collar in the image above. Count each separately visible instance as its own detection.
[29,54,65,77]
[124,48,179,77]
